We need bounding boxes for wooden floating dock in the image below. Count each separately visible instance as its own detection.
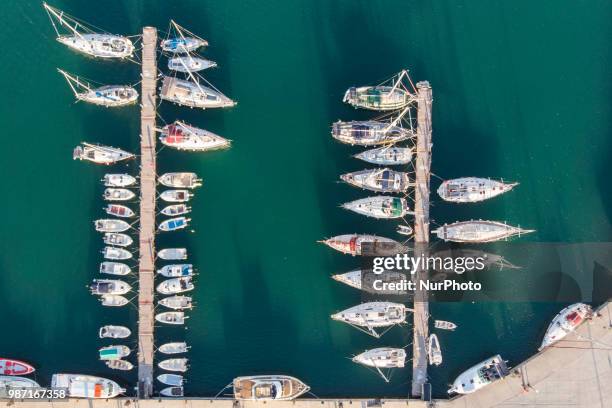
[411,81,433,398]
[137,26,158,399]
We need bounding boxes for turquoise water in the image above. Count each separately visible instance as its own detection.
[0,0,611,398]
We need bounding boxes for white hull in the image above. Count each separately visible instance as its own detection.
[77,85,138,107]
[434,320,457,331]
[103,233,133,247]
[343,86,412,111]
[161,76,236,109]
[99,345,130,361]
[160,121,230,151]
[332,120,411,146]
[434,220,534,243]
[158,264,194,278]
[341,196,409,219]
[73,143,134,165]
[161,37,207,53]
[90,279,131,295]
[100,295,128,307]
[320,234,404,256]
[156,311,187,325]
[159,172,202,188]
[95,219,130,233]
[0,376,40,394]
[100,262,131,276]
[158,373,184,386]
[159,342,189,355]
[331,302,406,335]
[354,146,413,165]
[158,248,188,260]
[159,296,193,310]
[103,174,136,187]
[353,347,406,368]
[102,246,132,260]
[161,204,191,216]
[105,360,133,371]
[57,34,134,58]
[160,190,192,203]
[233,375,310,401]
[105,204,135,218]
[427,334,443,366]
[169,56,216,72]
[99,325,131,339]
[539,303,592,350]
[104,188,136,201]
[448,355,508,394]
[340,168,409,193]
[51,374,125,399]
[158,358,188,373]
[437,178,517,203]
[157,277,194,295]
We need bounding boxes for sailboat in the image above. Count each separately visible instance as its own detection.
[332,269,408,295]
[341,196,410,219]
[159,172,202,189]
[169,56,216,72]
[103,174,136,187]
[51,374,125,398]
[340,168,410,193]
[233,375,310,401]
[332,107,413,145]
[433,220,535,243]
[161,21,208,53]
[354,146,413,166]
[352,347,406,382]
[437,177,518,203]
[343,70,415,111]
[73,142,134,165]
[539,303,592,350]
[43,3,134,59]
[331,302,408,338]
[58,70,138,107]
[159,121,230,151]
[160,76,236,109]
[427,334,443,366]
[319,234,407,256]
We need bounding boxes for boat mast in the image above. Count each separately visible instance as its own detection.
[57,69,92,97]
[383,106,410,132]
[368,358,390,382]
[43,3,87,40]
[388,70,409,95]
[171,24,208,97]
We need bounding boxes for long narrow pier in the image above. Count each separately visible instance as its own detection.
[137,26,158,399]
[411,81,433,398]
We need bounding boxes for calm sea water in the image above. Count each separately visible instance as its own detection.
[0,0,610,398]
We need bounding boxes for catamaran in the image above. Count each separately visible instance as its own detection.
[100,262,131,276]
[157,277,194,295]
[158,373,184,386]
[160,76,236,109]
[159,217,191,232]
[331,302,408,338]
[437,178,518,203]
[98,345,130,361]
[159,121,230,151]
[159,172,202,189]
[332,108,413,145]
[103,233,133,247]
[448,355,509,394]
[105,360,133,371]
[158,248,188,260]
[169,56,216,72]
[103,174,136,187]
[99,325,131,339]
[160,190,192,203]
[90,279,131,296]
[233,375,310,401]
[104,188,136,201]
[102,246,132,260]
[158,358,188,373]
[43,3,134,59]
[58,70,138,107]
[105,204,135,218]
[433,220,535,243]
[100,295,128,307]
[159,296,193,310]
[319,234,407,256]
[539,303,592,350]
[0,359,35,376]
[354,146,413,166]
[51,374,125,399]
[158,264,194,278]
[161,204,191,216]
[340,168,410,193]
[73,142,134,165]
[352,348,406,382]
[332,269,408,295]
[434,320,457,331]
[427,334,442,366]
[94,219,130,233]
[159,342,190,355]
[155,311,187,325]
[343,70,415,111]
[341,196,410,219]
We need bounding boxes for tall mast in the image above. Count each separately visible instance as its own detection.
[383,107,410,132]
[58,69,92,97]
[43,3,86,40]
[389,70,408,94]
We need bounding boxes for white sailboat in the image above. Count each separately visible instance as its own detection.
[159,121,230,151]
[331,302,408,338]
[160,76,236,109]
[162,21,208,53]
[448,355,509,394]
[103,174,136,187]
[343,70,415,111]
[354,146,413,166]
[332,269,407,295]
[341,196,410,219]
[352,347,406,382]
[51,374,125,399]
[539,303,592,350]
[73,142,134,165]
[159,172,202,189]
[319,234,406,256]
[433,220,535,243]
[332,107,413,145]
[340,168,410,193]
[169,56,216,72]
[58,70,138,107]
[437,177,518,203]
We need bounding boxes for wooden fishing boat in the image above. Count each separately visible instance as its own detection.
[160,386,184,397]
[105,360,133,371]
[169,56,216,72]
[437,177,518,203]
[433,220,535,243]
[319,234,407,256]
[233,375,310,401]
[100,295,128,307]
[157,277,194,295]
[155,311,187,325]
[105,204,135,218]
[340,168,410,193]
[94,219,130,233]
[158,373,184,386]
[539,303,592,350]
[104,188,136,201]
[160,190,192,203]
[98,345,130,361]
[158,342,190,355]
[160,76,236,109]
[341,196,410,219]
[159,296,193,310]
[90,279,131,295]
[160,121,230,151]
[100,262,131,276]
[332,108,412,145]
[99,325,131,339]
[102,246,132,260]
[158,248,188,260]
[427,334,443,366]
[103,233,133,247]
[51,374,125,398]
[343,70,414,111]
[159,172,202,189]
[158,217,190,232]
[161,204,191,216]
[103,174,136,187]
[448,355,509,395]
[59,70,138,107]
[331,302,407,338]
[73,143,134,165]
[0,359,35,376]
[434,320,457,331]
[158,358,188,373]
[354,146,413,166]
[157,264,194,278]
[43,3,134,59]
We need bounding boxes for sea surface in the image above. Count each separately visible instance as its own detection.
[0,0,611,399]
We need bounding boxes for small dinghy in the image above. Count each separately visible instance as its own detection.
[158,358,188,373]
[332,109,412,146]
[90,279,131,295]
[103,174,136,187]
[159,172,202,189]
[354,146,413,165]
[158,373,184,386]
[539,303,592,350]
[105,360,133,371]
[99,345,130,360]
[341,196,410,219]
[160,76,236,109]
[331,302,407,338]
[105,204,135,218]
[160,121,230,151]
[51,374,125,398]
[73,142,134,165]
[0,359,35,376]
[434,320,457,331]
[104,188,136,201]
[0,376,40,396]
[159,217,191,232]
[433,220,535,243]
[95,219,131,233]
[352,347,406,382]
[100,262,131,276]
[162,37,207,53]
[59,70,138,107]
[448,355,509,395]
[158,264,193,278]
[157,277,194,295]
[155,311,187,325]
[233,375,310,401]
[161,204,191,216]
[427,334,443,366]
[397,225,413,236]
[158,248,188,260]
[169,56,216,72]
[437,177,518,203]
[159,342,190,355]
[103,233,133,247]
[319,234,407,256]
[159,296,193,310]
[160,386,184,397]
[99,325,131,339]
[341,168,410,193]
[343,70,414,111]
[160,190,192,203]
[100,295,128,307]
[102,246,132,260]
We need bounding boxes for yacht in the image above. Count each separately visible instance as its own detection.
[437,177,518,203]
[448,355,509,394]
[539,303,592,350]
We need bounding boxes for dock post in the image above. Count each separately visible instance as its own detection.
[137,26,158,399]
[411,81,432,398]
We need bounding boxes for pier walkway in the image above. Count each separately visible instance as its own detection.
[137,26,158,399]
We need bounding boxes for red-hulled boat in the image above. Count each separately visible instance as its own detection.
[0,359,35,375]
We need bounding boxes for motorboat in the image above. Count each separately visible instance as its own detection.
[105,360,133,371]
[158,358,188,373]
[90,279,131,295]
[98,345,130,361]
[157,277,194,295]
[99,325,131,339]
[100,262,131,276]
[94,219,130,233]
[160,190,192,203]
[155,311,187,325]
[51,374,125,398]
[233,375,310,401]
[169,56,216,72]
[0,376,40,397]
[354,146,413,165]
[160,386,184,397]
[158,373,184,386]
[159,217,190,232]
[160,121,230,151]
[159,342,190,355]
[539,303,592,350]
[331,302,407,338]
[73,142,134,165]
[105,204,135,218]
[434,320,457,331]
[159,296,193,310]
[343,70,414,111]
[448,355,509,394]
[340,168,409,193]
[433,220,535,243]
[158,264,194,278]
[102,246,132,260]
[319,234,406,256]
[397,224,413,236]
[437,177,518,203]
[0,359,35,376]
[103,233,133,247]
[100,295,128,307]
[158,248,188,260]
[159,172,202,189]
[104,188,136,201]
[161,204,191,216]
[160,76,236,109]
[103,174,136,187]
[341,196,410,219]
[428,334,443,366]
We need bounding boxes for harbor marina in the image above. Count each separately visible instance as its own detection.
[106,360,134,371]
